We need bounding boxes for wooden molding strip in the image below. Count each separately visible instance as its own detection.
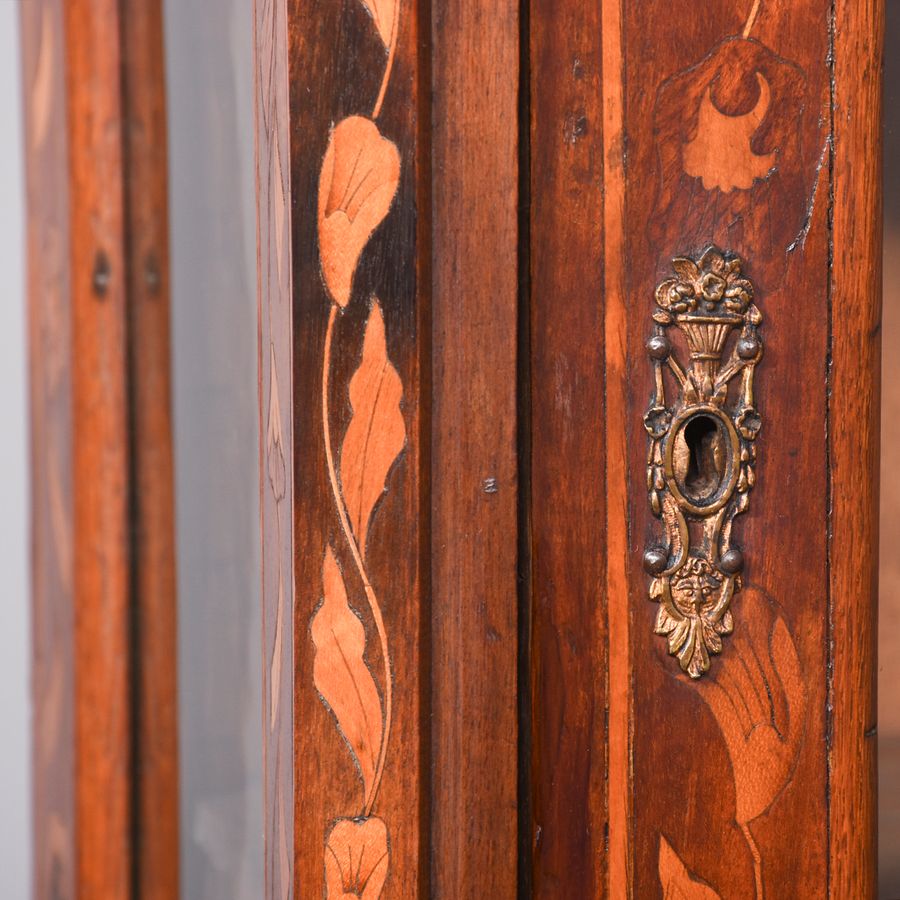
[430,0,520,894]
[527,1,608,895]
[828,0,883,893]
[63,1,132,892]
[255,0,430,895]
[600,0,632,892]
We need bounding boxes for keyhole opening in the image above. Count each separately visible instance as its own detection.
[683,415,723,499]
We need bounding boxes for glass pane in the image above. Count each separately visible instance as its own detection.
[163,2,262,897]
[881,2,900,895]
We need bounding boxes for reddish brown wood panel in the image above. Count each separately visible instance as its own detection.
[255,0,294,895]
[430,0,521,895]
[22,1,76,896]
[120,1,180,896]
[64,1,133,893]
[588,0,880,895]
[623,1,832,894]
[527,1,607,896]
[829,0,882,892]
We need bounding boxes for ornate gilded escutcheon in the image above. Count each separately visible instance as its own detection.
[643,247,762,678]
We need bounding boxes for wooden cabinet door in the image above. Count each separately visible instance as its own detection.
[24,0,882,896]
[257,0,881,897]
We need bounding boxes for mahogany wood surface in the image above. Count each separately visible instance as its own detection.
[265,0,430,896]
[255,0,521,895]
[624,2,833,896]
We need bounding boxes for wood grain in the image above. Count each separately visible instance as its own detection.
[828,0,883,893]
[120,2,179,895]
[430,0,520,895]
[527,1,607,895]
[599,0,846,895]
[21,2,76,896]
[64,0,132,894]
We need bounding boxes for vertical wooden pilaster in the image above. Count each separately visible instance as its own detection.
[429,0,521,895]
[62,2,132,892]
[527,1,608,895]
[829,0,883,892]
[256,0,430,895]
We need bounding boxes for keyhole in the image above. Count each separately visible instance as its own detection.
[682,415,724,500]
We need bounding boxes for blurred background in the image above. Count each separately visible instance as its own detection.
[0,1,262,897]
[0,1,897,897]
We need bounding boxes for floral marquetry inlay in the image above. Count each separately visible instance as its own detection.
[682,71,776,193]
[311,0,405,897]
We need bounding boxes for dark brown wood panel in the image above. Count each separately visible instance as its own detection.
[120,2,180,896]
[829,0,882,892]
[527,1,607,896]
[430,0,521,895]
[22,1,76,896]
